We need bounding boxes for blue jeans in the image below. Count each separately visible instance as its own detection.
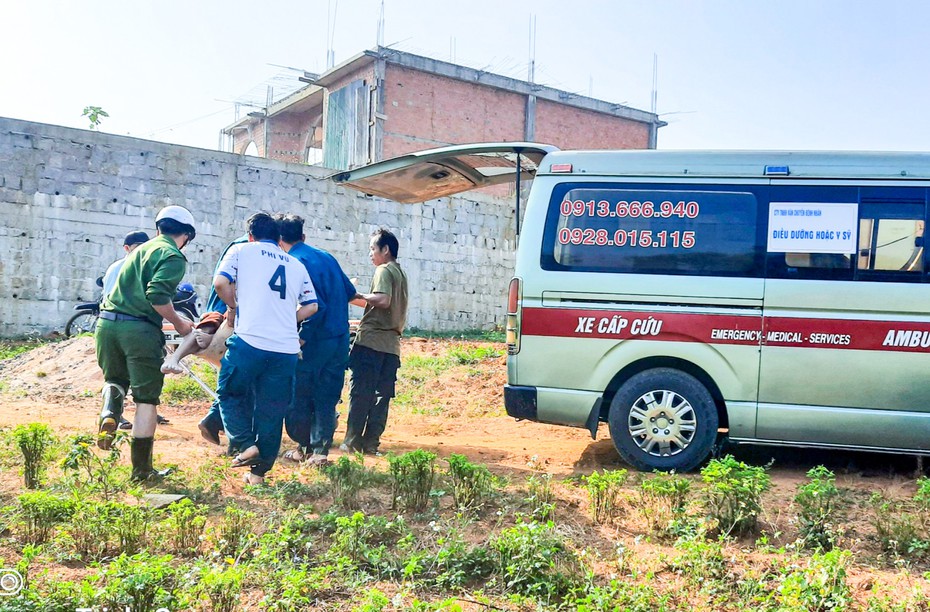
[217,335,297,475]
[285,334,349,456]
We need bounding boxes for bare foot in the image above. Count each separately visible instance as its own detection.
[160,358,184,374]
[243,472,264,485]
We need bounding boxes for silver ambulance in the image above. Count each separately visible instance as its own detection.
[335,144,930,471]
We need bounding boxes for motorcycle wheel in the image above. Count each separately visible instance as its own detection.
[66,312,98,337]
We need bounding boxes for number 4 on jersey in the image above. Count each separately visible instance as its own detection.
[268,265,287,299]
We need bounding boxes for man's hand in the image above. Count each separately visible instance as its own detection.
[154,303,193,336]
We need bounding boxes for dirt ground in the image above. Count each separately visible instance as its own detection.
[0,335,924,483]
[1,335,929,608]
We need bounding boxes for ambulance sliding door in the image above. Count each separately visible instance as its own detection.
[758,185,930,451]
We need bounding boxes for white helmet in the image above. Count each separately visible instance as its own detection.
[155,205,196,229]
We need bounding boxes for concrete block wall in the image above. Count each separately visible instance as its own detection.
[0,117,516,337]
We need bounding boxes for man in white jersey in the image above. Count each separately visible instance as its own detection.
[213,212,318,484]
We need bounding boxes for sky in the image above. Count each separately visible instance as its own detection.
[4,0,930,153]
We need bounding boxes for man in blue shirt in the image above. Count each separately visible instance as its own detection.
[277,213,357,465]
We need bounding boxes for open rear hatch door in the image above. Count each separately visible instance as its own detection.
[330,142,558,203]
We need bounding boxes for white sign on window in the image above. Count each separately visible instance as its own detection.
[767,202,858,253]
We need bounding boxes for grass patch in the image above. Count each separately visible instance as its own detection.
[406,327,505,343]
[0,336,62,362]
[161,361,218,404]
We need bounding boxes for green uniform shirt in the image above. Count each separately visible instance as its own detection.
[354,261,408,356]
[102,235,187,327]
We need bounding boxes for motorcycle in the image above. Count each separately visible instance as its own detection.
[65,279,200,337]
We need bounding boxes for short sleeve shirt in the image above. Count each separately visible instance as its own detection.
[354,261,408,356]
[215,240,317,354]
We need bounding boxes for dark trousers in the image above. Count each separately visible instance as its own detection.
[344,343,401,452]
[285,334,349,456]
[217,335,297,475]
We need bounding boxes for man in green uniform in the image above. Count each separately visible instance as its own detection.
[95,205,197,481]
[342,228,408,455]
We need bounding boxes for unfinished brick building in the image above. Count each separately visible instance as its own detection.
[223,47,664,170]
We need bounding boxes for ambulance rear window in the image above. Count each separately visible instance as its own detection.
[541,184,762,276]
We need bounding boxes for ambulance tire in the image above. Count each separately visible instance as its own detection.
[607,368,718,473]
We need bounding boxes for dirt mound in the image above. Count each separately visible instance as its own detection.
[0,336,102,399]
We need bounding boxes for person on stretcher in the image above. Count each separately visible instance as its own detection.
[161,311,230,373]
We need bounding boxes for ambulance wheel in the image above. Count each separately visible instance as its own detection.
[607,368,718,472]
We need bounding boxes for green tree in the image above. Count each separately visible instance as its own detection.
[82,105,109,129]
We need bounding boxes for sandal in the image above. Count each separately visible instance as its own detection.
[230,445,261,468]
[307,454,330,467]
[282,448,308,462]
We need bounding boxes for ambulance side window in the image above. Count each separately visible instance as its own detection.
[856,202,925,279]
[541,184,762,277]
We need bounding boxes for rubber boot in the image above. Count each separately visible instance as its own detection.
[130,437,172,482]
[97,383,126,450]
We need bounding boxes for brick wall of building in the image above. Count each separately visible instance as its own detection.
[534,98,651,150]
[381,65,528,159]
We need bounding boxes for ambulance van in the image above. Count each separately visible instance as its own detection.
[334,144,930,471]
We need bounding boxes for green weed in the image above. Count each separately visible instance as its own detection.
[12,423,56,489]
[795,466,844,550]
[194,562,245,612]
[777,548,852,611]
[0,337,57,362]
[700,455,771,537]
[246,471,326,508]
[584,468,628,524]
[525,472,555,521]
[429,524,495,590]
[211,505,257,559]
[446,453,495,511]
[638,471,691,537]
[447,344,503,364]
[328,511,410,576]
[60,432,127,500]
[405,328,505,343]
[324,454,371,509]
[491,520,584,603]
[870,492,922,559]
[161,498,207,556]
[95,552,186,612]
[914,476,930,533]
[16,491,74,545]
[571,579,672,612]
[389,449,437,512]
[113,503,149,556]
[353,589,390,612]
[670,530,729,585]
[65,500,121,560]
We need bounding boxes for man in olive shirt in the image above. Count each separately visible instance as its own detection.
[342,228,408,455]
[95,205,196,481]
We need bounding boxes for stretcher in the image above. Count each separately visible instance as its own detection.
[160,318,361,403]
[162,322,224,402]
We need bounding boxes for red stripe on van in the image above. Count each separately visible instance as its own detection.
[522,307,930,353]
